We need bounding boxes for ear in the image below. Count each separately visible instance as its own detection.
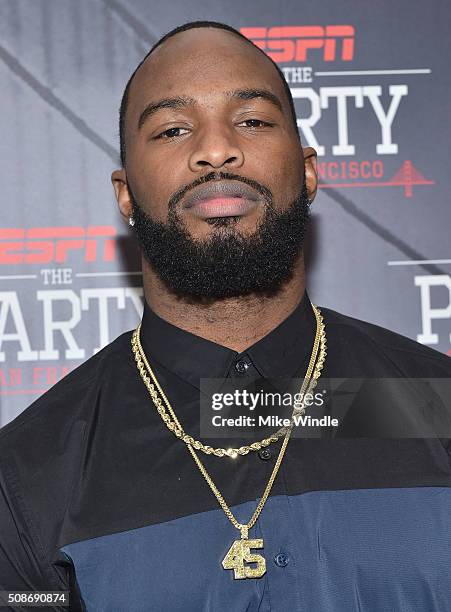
[111,169,133,224]
[302,146,318,203]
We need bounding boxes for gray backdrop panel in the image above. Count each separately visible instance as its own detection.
[1,0,450,425]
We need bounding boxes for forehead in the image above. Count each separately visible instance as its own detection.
[127,28,287,117]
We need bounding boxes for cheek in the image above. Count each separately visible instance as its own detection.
[128,155,183,222]
[251,149,303,208]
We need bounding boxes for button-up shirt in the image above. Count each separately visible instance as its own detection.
[1,291,451,611]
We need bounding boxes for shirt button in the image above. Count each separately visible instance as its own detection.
[274,552,290,568]
[235,359,250,373]
[258,448,272,461]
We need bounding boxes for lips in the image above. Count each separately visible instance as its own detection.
[188,196,258,218]
[182,180,261,219]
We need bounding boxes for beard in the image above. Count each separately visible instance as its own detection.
[130,171,310,302]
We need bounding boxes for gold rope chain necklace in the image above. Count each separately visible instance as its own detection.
[132,305,326,579]
[131,304,327,459]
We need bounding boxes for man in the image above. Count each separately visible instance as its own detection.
[1,21,451,612]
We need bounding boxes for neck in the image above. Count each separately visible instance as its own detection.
[141,255,306,353]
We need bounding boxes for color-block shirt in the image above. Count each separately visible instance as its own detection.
[1,292,451,611]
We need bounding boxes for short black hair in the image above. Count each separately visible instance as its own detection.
[118,20,299,167]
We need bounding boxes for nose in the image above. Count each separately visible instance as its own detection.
[188,123,245,172]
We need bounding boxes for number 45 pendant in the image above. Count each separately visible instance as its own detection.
[222,526,266,579]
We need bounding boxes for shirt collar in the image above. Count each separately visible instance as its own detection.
[139,290,316,389]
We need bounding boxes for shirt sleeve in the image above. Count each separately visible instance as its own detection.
[0,465,75,611]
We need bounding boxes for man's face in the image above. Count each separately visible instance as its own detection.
[113,28,317,300]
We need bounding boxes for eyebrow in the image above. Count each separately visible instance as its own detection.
[137,96,197,130]
[225,88,283,113]
[137,88,283,130]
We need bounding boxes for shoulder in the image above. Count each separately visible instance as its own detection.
[319,305,451,377]
[0,331,136,554]
[0,330,134,448]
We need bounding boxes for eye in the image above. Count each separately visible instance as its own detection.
[238,119,274,128]
[155,127,190,139]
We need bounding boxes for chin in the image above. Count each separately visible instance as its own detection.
[185,216,249,238]
[204,216,241,228]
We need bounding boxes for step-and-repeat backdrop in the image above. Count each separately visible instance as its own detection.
[1,0,450,425]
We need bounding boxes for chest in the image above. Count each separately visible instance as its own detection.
[61,487,451,612]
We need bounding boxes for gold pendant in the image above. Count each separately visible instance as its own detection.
[222,526,266,579]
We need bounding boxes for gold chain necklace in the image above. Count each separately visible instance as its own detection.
[132,305,326,579]
[131,304,327,458]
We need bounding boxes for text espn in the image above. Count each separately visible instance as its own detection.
[0,226,116,265]
[241,25,355,63]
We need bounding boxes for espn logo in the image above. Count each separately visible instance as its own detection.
[240,25,355,63]
[0,226,116,264]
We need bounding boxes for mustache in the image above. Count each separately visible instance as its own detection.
[167,171,274,211]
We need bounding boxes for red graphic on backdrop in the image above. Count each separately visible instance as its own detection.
[388,161,434,197]
[240,26,355,62]
[0,226,117,264]
[319,161,434,198]
[0,366,70,397]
